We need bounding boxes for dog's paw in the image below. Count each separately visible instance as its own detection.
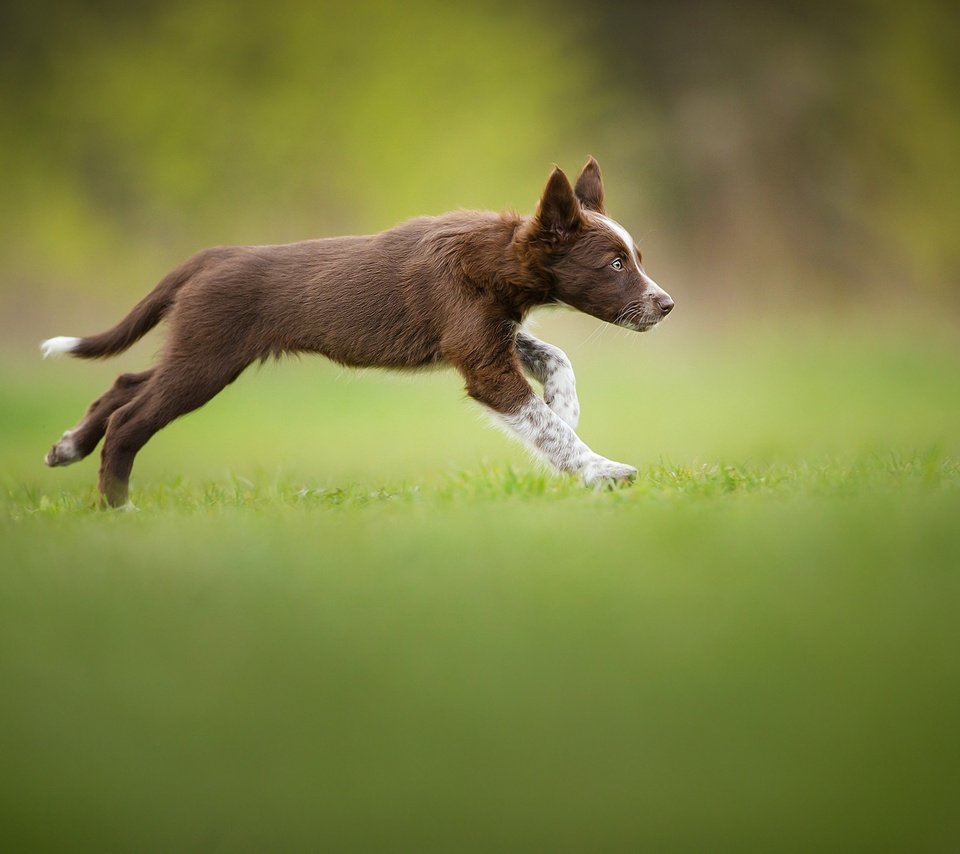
[582,457,638,488]
[44,432,81,467]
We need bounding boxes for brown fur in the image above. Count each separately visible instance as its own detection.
[43,159,673,506]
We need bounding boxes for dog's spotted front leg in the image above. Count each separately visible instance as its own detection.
[514,331,580,429]
[501,396,636,486]
[462,361,635,487]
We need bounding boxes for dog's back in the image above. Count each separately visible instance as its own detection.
[165,210,522,369]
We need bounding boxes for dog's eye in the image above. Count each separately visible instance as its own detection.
[611,258,624,271]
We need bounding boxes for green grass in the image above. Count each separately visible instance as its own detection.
[2,316,960,851]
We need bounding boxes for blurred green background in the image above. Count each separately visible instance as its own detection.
[2,1,959,850]
[3,0,959,321]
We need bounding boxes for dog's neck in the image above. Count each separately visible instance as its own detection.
[427,211,555,322]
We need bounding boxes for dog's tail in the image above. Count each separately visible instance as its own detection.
[40,251,209,360]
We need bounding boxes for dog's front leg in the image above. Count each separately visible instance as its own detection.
[514,330,580,429]
[462,362,635,487]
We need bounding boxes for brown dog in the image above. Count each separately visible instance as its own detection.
[42,158,674,507]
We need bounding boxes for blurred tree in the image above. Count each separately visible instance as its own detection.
[575,0,960,300]
[0,0,957,313]
[0,0,601,300]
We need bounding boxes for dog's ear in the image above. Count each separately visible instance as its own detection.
[534,167,583,241]
[574,156,605,214]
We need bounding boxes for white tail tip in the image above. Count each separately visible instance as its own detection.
[40,336,81,359]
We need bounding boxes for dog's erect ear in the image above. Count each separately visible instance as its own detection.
[574,156,605,214]
[535,167,583,240]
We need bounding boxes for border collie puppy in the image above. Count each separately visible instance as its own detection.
[41,158,673,507]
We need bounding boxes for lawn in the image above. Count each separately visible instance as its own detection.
[2,313,959,851]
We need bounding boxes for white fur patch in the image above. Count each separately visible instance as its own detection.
[587,212,671,304]
[40,336,81,358]
[590,213,642,273]
[44,428,82,466]
[498,397,635,486]
[543,371,579,429]
[639,270,670,302]
[515,332,580,428]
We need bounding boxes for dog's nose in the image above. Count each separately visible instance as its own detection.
[657,295,675,315]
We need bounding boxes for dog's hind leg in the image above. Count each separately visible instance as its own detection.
[97,358,249,508]
[514,331,580,429]
[45,370,155,467]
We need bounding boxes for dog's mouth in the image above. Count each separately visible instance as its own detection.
[614,297,673,333]
[617,312,668,333]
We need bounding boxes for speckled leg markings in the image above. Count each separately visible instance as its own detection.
[499,396,636,487]
[514,331,580,429]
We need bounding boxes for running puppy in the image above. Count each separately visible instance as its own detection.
[42,158,674,507]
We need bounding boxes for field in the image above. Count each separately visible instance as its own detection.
[2,313,959,851]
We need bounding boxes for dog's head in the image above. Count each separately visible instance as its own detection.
[521,158,673,331]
